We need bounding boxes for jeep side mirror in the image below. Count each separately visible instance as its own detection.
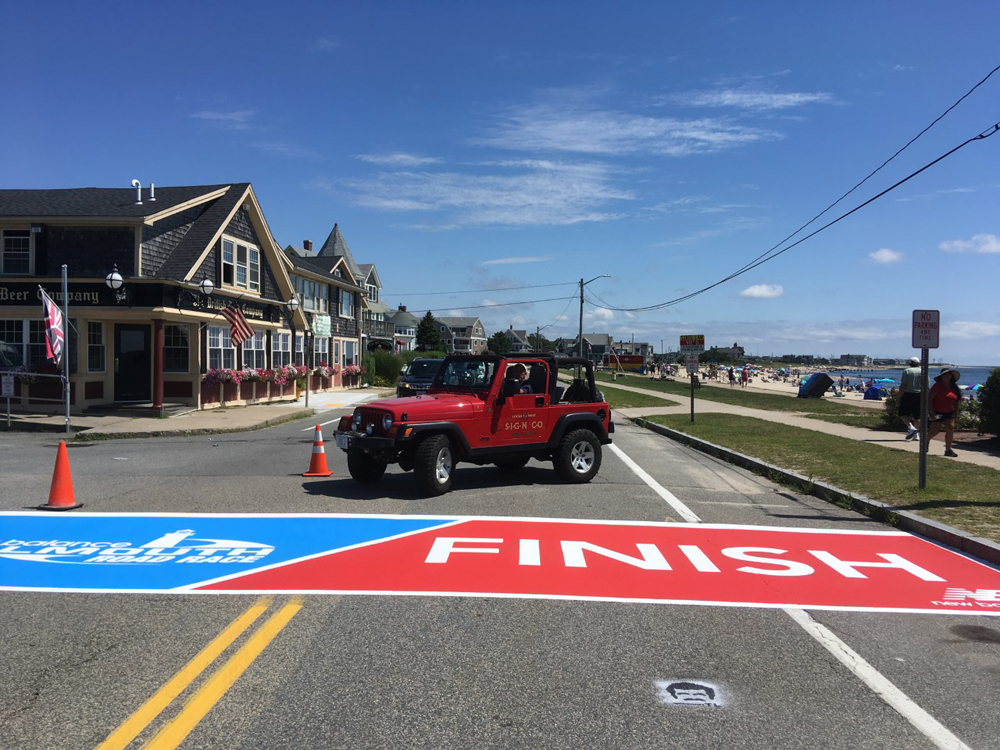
[501,379,519,397]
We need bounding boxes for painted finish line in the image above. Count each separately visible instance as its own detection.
[2,512,999,615]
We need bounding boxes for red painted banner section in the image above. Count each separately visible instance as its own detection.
[198,520,1000,614]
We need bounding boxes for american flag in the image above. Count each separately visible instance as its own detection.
[221,303,255,347]
[39,287,65,366]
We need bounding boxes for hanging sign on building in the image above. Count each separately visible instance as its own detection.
[312,313,331,336]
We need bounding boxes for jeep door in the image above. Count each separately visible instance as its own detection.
[490,360,551,447]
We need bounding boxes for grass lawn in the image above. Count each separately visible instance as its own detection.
[602,389,682,410]
[597,372,882,418]
[643,413,1000,543]
[804,413,887,429]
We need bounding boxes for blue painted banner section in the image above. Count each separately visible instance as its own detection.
[0,513,454,592]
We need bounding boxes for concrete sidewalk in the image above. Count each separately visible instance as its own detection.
[603,380,1000,471]
[1,388,394,440]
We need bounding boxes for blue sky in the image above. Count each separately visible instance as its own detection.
[4,2,999,363]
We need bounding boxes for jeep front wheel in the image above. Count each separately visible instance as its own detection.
[415,435,454,495]
[347,448,387,483]
[554,429,601,483]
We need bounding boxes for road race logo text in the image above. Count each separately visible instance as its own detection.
[0,529,275,565]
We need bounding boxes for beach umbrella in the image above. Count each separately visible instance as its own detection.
[967,383,983,391]
[875,378,894,383]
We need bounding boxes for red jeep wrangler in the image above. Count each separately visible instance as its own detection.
[334,354,614,495]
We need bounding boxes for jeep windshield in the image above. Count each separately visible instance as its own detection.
[430,358,499,393]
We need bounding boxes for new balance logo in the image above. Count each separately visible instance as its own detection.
[942,588,1000,603]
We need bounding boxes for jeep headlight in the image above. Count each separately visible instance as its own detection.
[352,412,362,428]
[382,414,393,432]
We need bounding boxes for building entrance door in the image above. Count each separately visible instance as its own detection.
[114,324,151,401]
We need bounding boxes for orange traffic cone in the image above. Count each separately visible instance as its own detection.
[39,441,83,511]
[303,426,334,477]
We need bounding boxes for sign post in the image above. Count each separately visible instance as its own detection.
[912,310,940,489]
[680,335,705,423]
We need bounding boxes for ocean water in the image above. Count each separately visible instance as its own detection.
[832,365,998,388]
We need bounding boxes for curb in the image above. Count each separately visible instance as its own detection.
[632,417,1000,568]
[71,409,316,442]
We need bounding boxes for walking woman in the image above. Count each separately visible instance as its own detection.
[927,366,962,458]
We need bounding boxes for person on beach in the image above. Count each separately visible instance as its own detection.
[728,367,736,387]
[927,367,962,458]
[741,368,749,388]
[898,356,922,440]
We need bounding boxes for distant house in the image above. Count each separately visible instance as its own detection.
[502,326,532,352]
[561,332,613,363]
[714,342,746,361]
[390,304,418,352]
[613,341,651,358]
[435,317,487,354]
[838,353,871,367]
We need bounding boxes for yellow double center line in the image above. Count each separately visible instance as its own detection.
[96,596,302,750]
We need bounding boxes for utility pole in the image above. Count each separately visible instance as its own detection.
[578,275,610,361]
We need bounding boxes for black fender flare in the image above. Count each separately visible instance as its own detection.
[404,423,473,457]
[547,413,610,448]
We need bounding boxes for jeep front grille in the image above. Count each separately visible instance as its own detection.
[357,408,389,436]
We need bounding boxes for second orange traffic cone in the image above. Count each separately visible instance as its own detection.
[39,440,83,511]
[303,425,334,477]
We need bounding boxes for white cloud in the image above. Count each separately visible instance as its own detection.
[348,160,633,228]
[585,307,615,322]
[945,321,1000,339]
[190,110,258,130]
[675,89,834,110]
[250,141,324,160]
[481,256,550,266]
[473,103,779,157]
[313,36,340,51]
[869,248,903,264]
[939,233,1000,254]
[357,153,441,167]
[740,284,784,299]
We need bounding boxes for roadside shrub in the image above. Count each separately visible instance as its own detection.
[881,389,901,429]
[400,349,446,364]
[362,350,404,387]
[958,398,981,432]
[978,367,1000,437]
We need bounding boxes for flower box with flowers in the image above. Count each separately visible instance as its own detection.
[342,363,365,387]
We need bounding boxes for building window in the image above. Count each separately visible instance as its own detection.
[340,289,354,318]
[28,320,48,367]
[221,237,260,292]
[0,319,25,365]
[295,333,304,361]
[1,230,31,275]
[87,322,104,372]
[208,325,235,369]
[243,331,266,369]
[272,332,291,366]
[344,340,356,366]
[165,325,189,373]
[366,283,378,303]
[315,337,329,363]
[333,339,341,367]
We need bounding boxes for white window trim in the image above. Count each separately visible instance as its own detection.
[164,324,191,374]
[208,325,236,370]
[220,234,261,294]
[87,322,105,373]
[1,229,34,276]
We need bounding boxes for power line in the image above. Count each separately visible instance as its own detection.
[386,281,577,296]
[422,294,577,313]
[589,119,1000,313]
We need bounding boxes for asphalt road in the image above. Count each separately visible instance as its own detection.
[1,417,998,749]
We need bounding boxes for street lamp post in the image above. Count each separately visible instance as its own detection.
[286,296,307,407]
[578,275,610,360]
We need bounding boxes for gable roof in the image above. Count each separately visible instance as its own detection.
[282,251,363,289]
[0,184,232,219]
[437,317,483,329]
[317,223,362,280]
[158,184,250,279]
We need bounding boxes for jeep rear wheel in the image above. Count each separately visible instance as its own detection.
[494,456,530,471]
[554,429,601,483]
[415,435,453,495]
[347,448,387,483]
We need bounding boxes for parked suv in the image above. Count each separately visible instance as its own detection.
[335,354,614,495]
[395,358,443,397]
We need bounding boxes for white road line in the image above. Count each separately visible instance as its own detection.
[612,438,972,749]
[783,607,972,750]
[609,443,701,523]
[301,419,342,431]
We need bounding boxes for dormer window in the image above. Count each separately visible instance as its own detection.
[221,236,260,292]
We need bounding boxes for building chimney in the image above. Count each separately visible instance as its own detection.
[398,304,407,312]
[304,239,313,253]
